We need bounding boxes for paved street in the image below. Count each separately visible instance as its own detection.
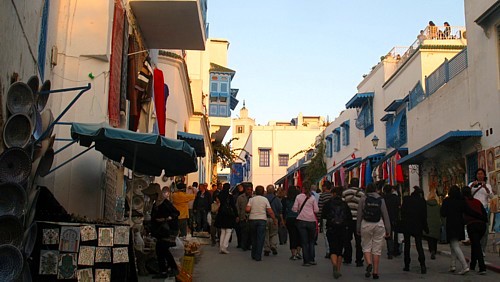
[193,232,500,282]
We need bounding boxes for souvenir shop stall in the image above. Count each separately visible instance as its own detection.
[0,77,198,281]
[371,149,409,193]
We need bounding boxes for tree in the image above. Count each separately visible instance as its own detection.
[211,138,247,184]
[303,135,327,188]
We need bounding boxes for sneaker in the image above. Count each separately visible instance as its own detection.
[220,249,229,254]
[458,267,469,275]
[309,261,317,265]
[365,264,373,278]
[289,255,297,260]
[295,253,302,259]
[302,262,311,267]
[478,270,486,275]
[449,266,456,273]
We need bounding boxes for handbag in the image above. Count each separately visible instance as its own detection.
[211,202,220,214]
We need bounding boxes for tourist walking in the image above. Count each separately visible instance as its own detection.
[283,186,302,260]
[463,186,488,274]
[171,183,195,238]
[401,186,428,274]
[342,178,365,266]
[246,185,278,261]
[193,183,211,232]
[214,183,237,254]
[357,183,391,279]
[382,185,401,259]
[468,168,494,254]
[424,190,441,259]
[237,183,253,251]
[293,185,319,266]
[441,185,469,274]
[322,186,352,279]
[264,185,283,256]
[318,181,334,258]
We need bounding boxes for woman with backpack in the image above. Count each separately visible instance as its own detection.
[357,183,391,280]
[322,187,352,279]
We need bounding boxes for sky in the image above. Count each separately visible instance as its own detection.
[207,0,465,125]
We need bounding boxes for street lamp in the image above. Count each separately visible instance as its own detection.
[371,135,386,151]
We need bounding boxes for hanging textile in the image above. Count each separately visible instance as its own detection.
[108,0,125,127]
[395,152,404,183]
[340,166,346,187]
[296,170,303,190]
[359,162,365,188]
[383,161,388,180]
[365,160,373,186]
[153,68,166,136]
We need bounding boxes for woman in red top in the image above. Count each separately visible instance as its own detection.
[462,186,488,275]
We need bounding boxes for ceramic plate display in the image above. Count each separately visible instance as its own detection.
[95,269,111,282]
[78,246,95,266]
[80,225,97,242]
[39,250,58,275]
[77,268,94,282]
[94,247,111,263]
[113,226,129,245]
[59,226,80,252]
[0,182,27,217]
[42,228,60,245]
[112,247,128,263]
[0,215,24,247]
[0,244,23,281]
[98,228,114,247]
[57,253,77,279]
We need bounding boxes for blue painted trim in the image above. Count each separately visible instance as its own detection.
[345,92,374,109]
[398,130,482,165]
[384,99,404,112]
[37,0,50,81]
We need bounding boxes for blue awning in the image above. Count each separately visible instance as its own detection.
[177,131,206,157]
[275,162,309,185]
[343,158,361,168]
[361,153,386,164]
[398,130,482,165]
[384,99,404,112]
[219,92,229,98]
[380,113,394,122]
[230,95,239,110]
[210,92,219,98]
[345,92,374,109]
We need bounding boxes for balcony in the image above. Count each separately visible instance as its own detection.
[129,0,207,50]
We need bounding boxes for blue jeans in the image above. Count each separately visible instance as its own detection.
[250,220,266,260]
[296,220,316,264]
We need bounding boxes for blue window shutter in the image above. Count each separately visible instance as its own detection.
[38,0,50,81]
[342,120,350,146]
[209,104,218,116]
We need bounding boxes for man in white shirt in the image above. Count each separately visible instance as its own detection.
[468,168,494,254]
[246,185,277,261]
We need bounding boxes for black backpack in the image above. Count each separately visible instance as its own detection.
[329,199,347,226]
[363,195,382,222]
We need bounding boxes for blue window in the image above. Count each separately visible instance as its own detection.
[209,74,231,117]
[259,149,270,167]
[341,120,350,146]
[385,111,407,148]
[325,135,333,158]
[355,101,373,136]
[333,128,341,152]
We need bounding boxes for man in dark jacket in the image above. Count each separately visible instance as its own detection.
[193,183,211,232]
[383,185,401,259]
[401,186,428,274]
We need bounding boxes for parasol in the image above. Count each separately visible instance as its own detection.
[70,122,197,176]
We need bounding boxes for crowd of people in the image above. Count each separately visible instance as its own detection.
[143,167,494,279]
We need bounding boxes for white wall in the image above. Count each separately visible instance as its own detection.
[323,109,359,172]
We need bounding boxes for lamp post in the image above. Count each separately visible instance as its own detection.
[371,135,387,151]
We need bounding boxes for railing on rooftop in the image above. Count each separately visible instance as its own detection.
[408,48,468,110]
[383,26,466,72]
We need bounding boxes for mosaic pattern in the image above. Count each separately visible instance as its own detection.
[113,226,129,245]
[80,225,97,242]
[112,247,129,263]
[94,247,111,263]
[77,268,94,282]
[78,246,95,266]
[98,228,113,247]
[39,250,58,275]
[42,228,59,245]
[57,253,77,279]
[95,269,111,282]
[59,227,80,252]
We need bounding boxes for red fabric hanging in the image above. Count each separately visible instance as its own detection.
[383,160,388,179]
[153,68,166,136]
[297,170,303,191]
[395,152,405,183]
[108,1,125,127]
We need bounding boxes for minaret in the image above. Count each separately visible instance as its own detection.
[232,100,255,158]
